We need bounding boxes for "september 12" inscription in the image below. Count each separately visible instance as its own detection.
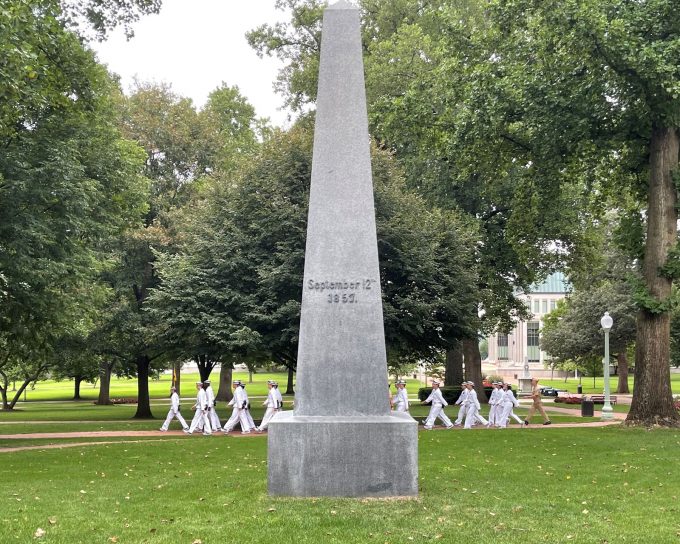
[307,278,376,304]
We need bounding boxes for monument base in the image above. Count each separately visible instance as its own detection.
[268,411,418,497]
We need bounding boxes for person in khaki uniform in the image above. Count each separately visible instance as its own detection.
[524,377,552,425]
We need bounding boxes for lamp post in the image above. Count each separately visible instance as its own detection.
[600,312,614,420]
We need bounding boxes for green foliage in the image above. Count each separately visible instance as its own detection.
[148,121,479,370]
[0,1,151,408]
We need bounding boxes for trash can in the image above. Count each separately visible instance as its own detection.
[577,384,583,394]
[581,397,594,417]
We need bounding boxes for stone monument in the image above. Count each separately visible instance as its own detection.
[267,0,419,497]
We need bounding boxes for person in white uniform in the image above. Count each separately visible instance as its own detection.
[486,382,502,428]
[160,386,189,431]
[204,379,221,432]
[391,380,410,413]
[222,380,251,434]
[499,382,524,427]
[272,381,283,410]
[186,381,212,435]
[453,381,469,426]
[240,383,256,431]
[463,382,489,429]
[257,380,279,432]
[422,380,453,429]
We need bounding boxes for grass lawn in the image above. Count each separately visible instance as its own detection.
[4,371,298,403]
[2,426,679,543]
[536,373,680,394]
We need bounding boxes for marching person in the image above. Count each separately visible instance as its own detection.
[204,379,221,432]
[241,382,256,431]
[391,380,410,413]
[422,380,453,429]
[272,381,283,410]
[486,382,502,428]
[160,386,189,432]
[524,377,552,426]
[453,381,469,426]
[186,381,212,435]
[222,380,251,434]
[498,382,522,428]
[257,380,279,432]
[463,382,489,429]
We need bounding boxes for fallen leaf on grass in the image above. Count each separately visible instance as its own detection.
[48,517,57,525]
[34,528,45,538]
[108,538,118,543]
[268,508,276,512]
[192,540,202,544]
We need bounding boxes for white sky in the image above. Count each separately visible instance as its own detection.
[92,0,292,127]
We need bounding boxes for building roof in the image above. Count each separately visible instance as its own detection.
[528,272,570,294]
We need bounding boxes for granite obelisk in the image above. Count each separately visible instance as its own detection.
[267,0,418,497]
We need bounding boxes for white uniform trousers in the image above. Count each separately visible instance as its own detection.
[464,405,489,429]
[160,408,188,431]
[424,404,453,429]
[454,403,468,425]
[245,409,256,430]
[487,404,499,427]
[258,407,277,431]
[207,407,221,431]
[222,407,251,433]
[499,404,524,427]
[188,409,212,434]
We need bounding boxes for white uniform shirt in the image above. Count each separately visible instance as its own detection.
[197,388,209,411]
[467,388,481,409]
[425,388,448,406]
[239,386,249,409]
[489,388,501,405]
[392,388,409,411]
[264,389,277,408]
[273,388,283,408]
[502,389,519,407]
[171,392,180,412]
[456,388,469,405]
[205,385,216,408]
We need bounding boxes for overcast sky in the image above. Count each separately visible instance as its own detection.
[92,0,292,127]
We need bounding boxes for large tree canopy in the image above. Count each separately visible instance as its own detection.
[148,121,479,376]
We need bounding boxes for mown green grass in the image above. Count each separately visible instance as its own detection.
[2,427,679,543]
[537,373,680,394]
[5,371,297,402]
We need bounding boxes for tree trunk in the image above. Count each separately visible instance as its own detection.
[286,366,295,395]
[97,361,114,405]
[463,338,487,404]
[616,352,630,394]
[444,342,464,386]
[8,377,35,409]
[73,375,83,400]
[627,125,680,426]
[0,370,9,410]
[172,362,182,396]
[216,363,233,402]
[133,355,154,419]
[196,354,215,383]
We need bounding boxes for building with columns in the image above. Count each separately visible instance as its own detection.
[484,272,571,380]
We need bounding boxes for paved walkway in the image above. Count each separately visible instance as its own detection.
[0,417,623,453]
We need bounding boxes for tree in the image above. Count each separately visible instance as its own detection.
[247,0,576,402]
[148,121,479,390]
[541,282,636,392]
[471,0,679,425]
[1,2,150,409]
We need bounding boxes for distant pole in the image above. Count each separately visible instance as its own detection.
[600,312,614,420]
